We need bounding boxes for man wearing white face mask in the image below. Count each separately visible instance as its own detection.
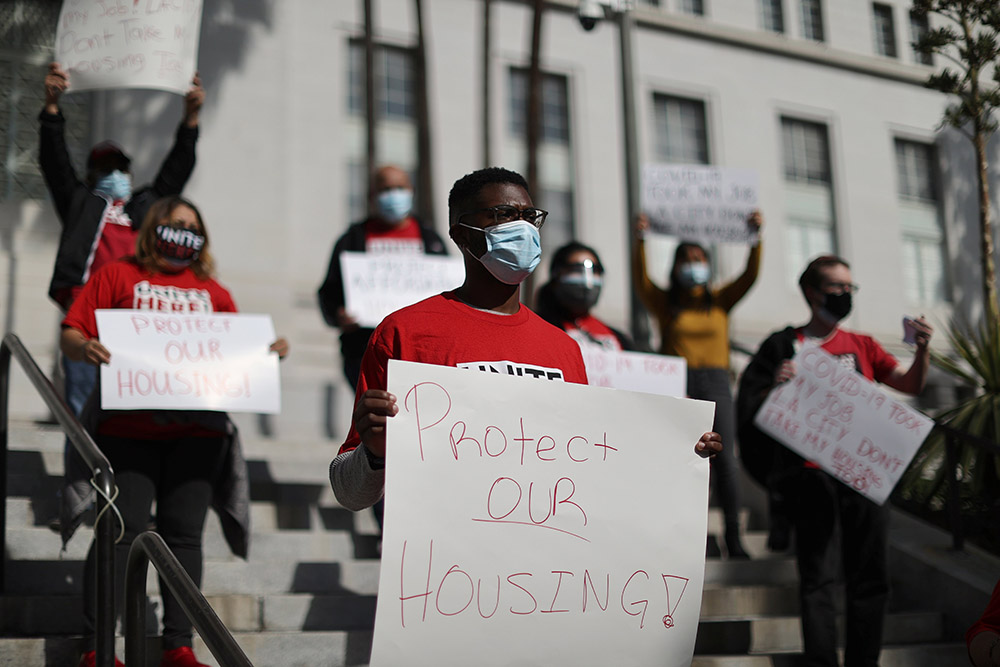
[318,165,448,390]
[329,166,725,511]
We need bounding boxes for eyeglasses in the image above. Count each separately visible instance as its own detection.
[458,205,548,229]
[822,281,860,295]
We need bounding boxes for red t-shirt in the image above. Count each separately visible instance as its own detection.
[364,217,424,254]
[63,258,238,438]
[794,327,898,383]
[564,314,624,351]
[340,291,589,453]
[68,201,138,307]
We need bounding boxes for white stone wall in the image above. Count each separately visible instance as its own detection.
[3,0,996,436]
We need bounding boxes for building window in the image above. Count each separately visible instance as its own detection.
[895,139,948,304]
[759,0,785,34]
[652,94,709,165]
[345,41,418,220]
[509,69,570,145]
[347,42,415,121]
[800,0,824,42]
[680,0,705,16]
[909,11,933,65]
[1,1,92,201]
[507,68,575,245]
[781,118,836,276]
[872,3,898,58]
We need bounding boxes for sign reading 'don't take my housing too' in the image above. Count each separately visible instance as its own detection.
[55,0,203,95]
[371,360,716,667]
[95,310,280,413]
[641,164,759,246]
[753,345,933,505]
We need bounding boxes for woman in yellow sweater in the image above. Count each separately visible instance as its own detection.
[633,211,762,559]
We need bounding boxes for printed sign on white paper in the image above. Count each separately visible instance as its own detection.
[753,346,933,505]
[582,347,687,397]
[96,310,280,413]
[371,360,716,667]
[55,0,203,95]
[340,252,465,327]
[642,164,759,245]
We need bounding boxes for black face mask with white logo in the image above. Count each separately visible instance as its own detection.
[155,225,205,267]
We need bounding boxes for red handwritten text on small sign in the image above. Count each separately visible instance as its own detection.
[753,346,932,504]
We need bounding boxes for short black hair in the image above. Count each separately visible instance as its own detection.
[799,255,850,298]
[448,167,529,225]
[549,241,604,274]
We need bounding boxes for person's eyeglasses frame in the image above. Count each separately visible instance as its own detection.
[457,205,548,229]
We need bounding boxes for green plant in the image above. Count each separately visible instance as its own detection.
[897,318,1000,515]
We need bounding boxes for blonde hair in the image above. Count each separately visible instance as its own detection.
[134,196,215,279]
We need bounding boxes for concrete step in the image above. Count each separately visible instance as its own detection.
[0,630,374,667]
[701,584,799,618]
[703,557,797,586]
[1,592,377,635]
[3,558,382,596]
[693,609,945,654]
[690,642,969,666]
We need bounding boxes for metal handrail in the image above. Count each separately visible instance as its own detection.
[934,419,1000,552]
[0,332,117,666]
[125,531,252,666]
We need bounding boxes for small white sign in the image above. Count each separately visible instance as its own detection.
[55,0,203,95]
[340,252,465,327]
[582,348,687,397]
[372,360,716,667]
[753,346,933,505]
[642,164,759,245]
[96,310,280,413]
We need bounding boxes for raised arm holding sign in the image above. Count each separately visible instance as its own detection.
[735,254,932,667]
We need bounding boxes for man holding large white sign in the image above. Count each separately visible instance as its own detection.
[329,167,723,665]
[735,255,933,667]
[55,0,203,94]
[641,164,759,246]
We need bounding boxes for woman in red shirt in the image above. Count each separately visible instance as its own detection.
[62,196,288,667]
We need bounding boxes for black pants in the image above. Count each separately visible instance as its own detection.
[83,435,225,650]
[789,468,889,667]
[687,368,742,540]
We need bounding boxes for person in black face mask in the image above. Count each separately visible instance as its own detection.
[535,241,634,351]
[735,254,932,667]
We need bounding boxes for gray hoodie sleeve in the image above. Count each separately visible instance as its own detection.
[329,446,385,511]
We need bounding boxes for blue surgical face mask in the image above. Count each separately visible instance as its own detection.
[94,170,132,201]
[376,188,414,223]
[460,220,542,285]
[677,262,711,288]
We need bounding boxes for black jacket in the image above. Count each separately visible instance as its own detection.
[735,326,805,488]
[39,109,198,309]
[317,217,449,361]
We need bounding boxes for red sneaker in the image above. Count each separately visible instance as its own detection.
[78,650,125,667]
[160,646,210,667]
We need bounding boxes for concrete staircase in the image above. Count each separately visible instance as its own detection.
[1,417,986,666]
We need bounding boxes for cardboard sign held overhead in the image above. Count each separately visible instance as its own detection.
[642,164,759,245]
[55,0,203,95]
[371,360,716,667]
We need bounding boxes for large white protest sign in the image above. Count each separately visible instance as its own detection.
[754,346,933,505]
[96,310,280,413]
[581,347,687,397]
[372,360,715,667]
[340,252,465,327]
[55,0,203,95]
[642,164,759,245]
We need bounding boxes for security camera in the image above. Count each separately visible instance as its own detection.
[578,0,603,31]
